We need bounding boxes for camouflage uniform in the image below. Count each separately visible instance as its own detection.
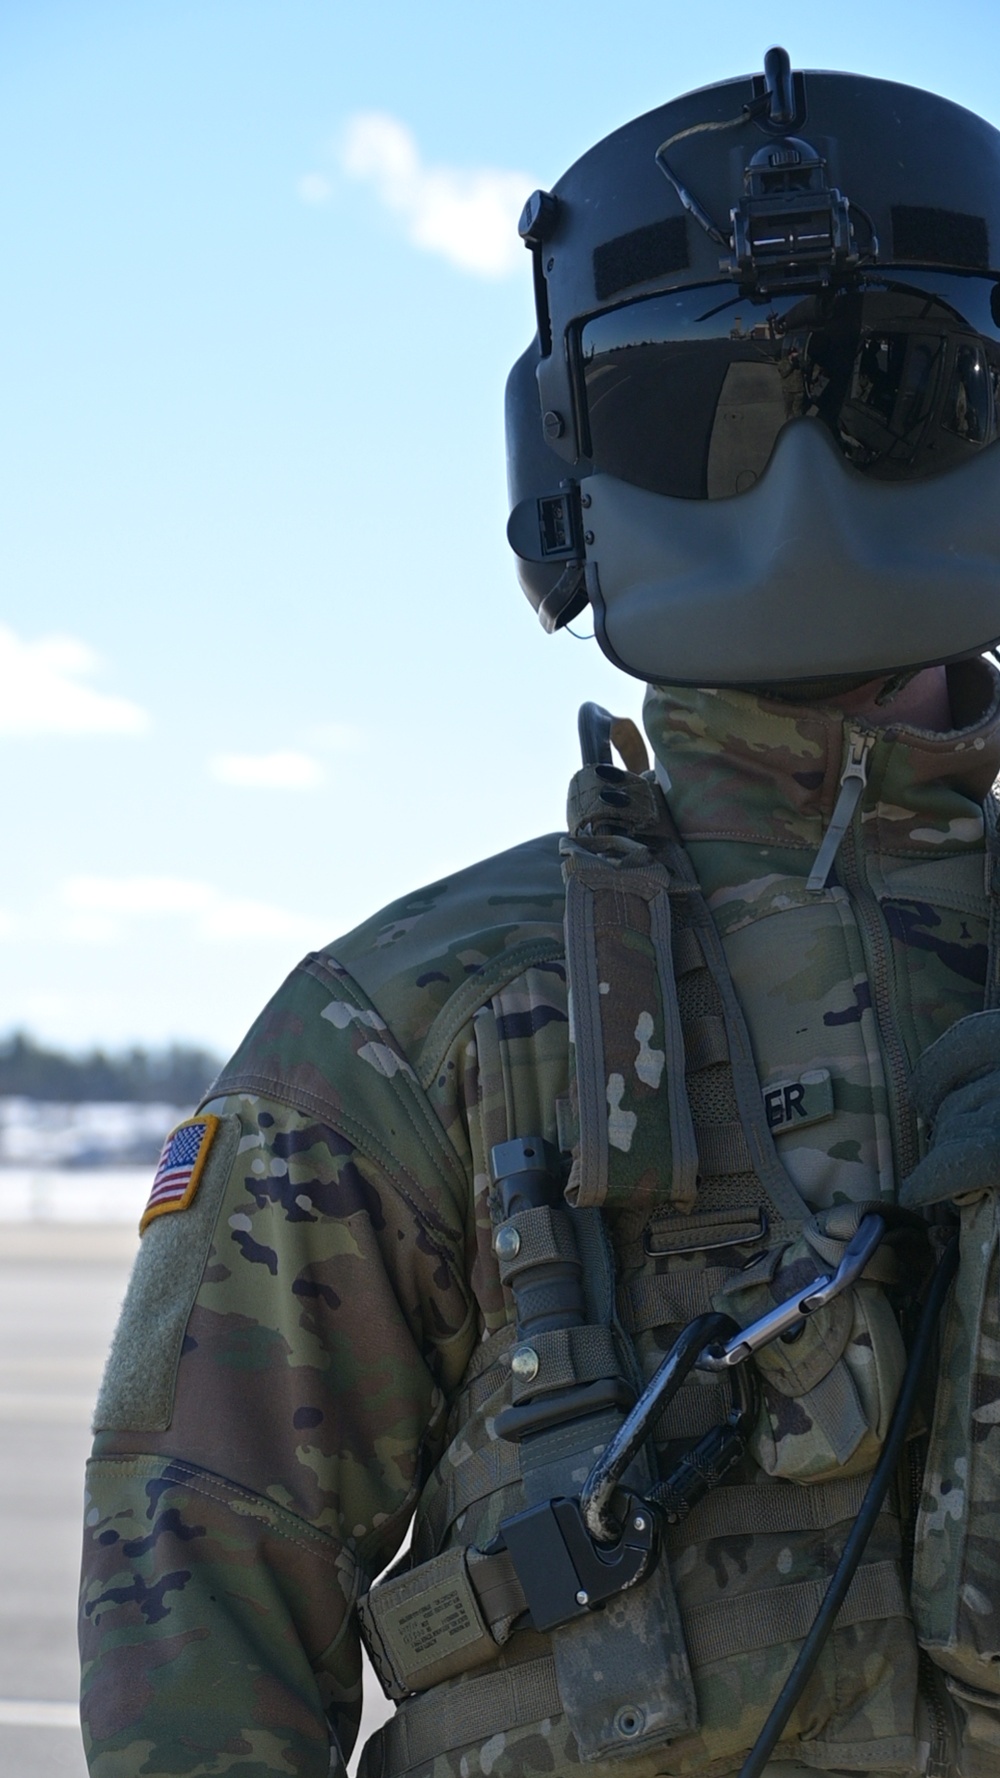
[80,661,1000,1778]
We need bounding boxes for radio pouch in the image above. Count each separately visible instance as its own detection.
[715,1204,909,1484]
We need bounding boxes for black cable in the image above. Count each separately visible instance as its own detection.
[738,1235,959,1778]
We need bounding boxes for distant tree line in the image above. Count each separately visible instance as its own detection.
[0,1032,222,1103]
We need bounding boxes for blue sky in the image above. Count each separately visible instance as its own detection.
[3,0,1000,1056]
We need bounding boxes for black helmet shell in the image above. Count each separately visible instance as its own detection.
[507,63,1000,640]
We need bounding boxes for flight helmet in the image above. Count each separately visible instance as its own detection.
[506,49,1000,685]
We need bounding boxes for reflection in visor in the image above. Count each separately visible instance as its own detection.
[578,272,1000,499]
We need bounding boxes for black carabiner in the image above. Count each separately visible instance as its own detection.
[580,1312,757,1543]
[649,1359,758,1526]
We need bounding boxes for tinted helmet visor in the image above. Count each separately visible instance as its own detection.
[578,269,1000,499]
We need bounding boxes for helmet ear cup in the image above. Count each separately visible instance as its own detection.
[505,342,590,629]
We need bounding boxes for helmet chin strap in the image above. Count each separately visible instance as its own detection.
[874,669,921,706]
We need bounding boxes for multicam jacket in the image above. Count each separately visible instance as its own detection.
[80,661,1000,1778]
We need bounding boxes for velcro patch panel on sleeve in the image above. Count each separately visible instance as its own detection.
[140,1115,221,1233]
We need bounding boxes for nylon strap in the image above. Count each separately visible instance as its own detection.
[695,1120,756,1176]
[684,1558,906,1668]
[369,1656,562,1773]
[509,1322,620,1403]
[672,922,705,975]
[365,1560,905,1774]
[620,1266,737,1331]
[495,1204,578,1283]
[643,1204,768,1257]
[664,1471,895,1545]
[684,1013,731,1073]
[657,825,813,1233]
[414,1436,522,1560]
[801,1363,870,1465]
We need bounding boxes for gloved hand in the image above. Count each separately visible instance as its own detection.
[900,1009,1000,1209]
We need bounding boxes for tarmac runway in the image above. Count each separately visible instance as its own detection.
[0,1223,136,1778]
[0,1219,393,1777]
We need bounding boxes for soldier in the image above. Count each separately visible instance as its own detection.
[80,48,1000,1778]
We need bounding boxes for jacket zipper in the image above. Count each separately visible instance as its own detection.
[835,724,921,1185]
[807,730,876,892]
[829,731,947,1765]
[919,1650,956,1778]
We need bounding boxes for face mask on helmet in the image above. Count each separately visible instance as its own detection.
[505,49,1000,687]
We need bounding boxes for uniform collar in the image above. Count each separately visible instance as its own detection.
[642,658,1000,858]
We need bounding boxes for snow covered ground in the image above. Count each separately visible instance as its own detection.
[0,1100,186,1221]
[0,1167,150,1222]
[0,1098,185,1168]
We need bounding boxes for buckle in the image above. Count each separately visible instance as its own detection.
[495,1491,656,1634]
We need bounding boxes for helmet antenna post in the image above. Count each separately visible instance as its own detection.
[654,46,802,253]
[763,46,795,128]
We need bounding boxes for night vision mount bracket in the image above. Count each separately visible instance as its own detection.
[656,46,867,294]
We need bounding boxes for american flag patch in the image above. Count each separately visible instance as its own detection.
[140,1115,220,1234]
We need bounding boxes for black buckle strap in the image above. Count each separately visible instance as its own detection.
[491,1491,656,1634]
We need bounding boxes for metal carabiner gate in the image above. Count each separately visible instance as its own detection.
[579,1213,887,1542]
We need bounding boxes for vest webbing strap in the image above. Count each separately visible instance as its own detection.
[621,1266,737,1331]
[695,1120,756,1177]
[509,1322,620,1404]
[672,922,705,976]
[371,1656,562,1773]
[665,1470,894,1547]
[415,1417,891,1558]
[684,1012,731,1072]
[414,1436,522,1560]
[367,1561,905,1773]
[684,1558,906,1669]
[651,1378,733,1442]
[362,1466,901,1704]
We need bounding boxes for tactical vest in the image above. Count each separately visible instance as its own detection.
[356,700,1000,1778]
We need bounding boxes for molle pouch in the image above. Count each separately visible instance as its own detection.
[548,1549,698,1762]
[912,1191,1000,1720]
[716,1207,907,1484]
[560,834,699,1220]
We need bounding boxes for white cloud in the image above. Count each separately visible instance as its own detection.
[336,112,534,278]
[0,624,148,737]
[60,876,323,947]
[209,750,325,789]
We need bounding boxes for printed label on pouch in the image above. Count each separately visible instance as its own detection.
[763,1068,834,1134]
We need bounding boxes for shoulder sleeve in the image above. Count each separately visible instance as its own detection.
[80,1089,475,1777]
[80,840,567,1775]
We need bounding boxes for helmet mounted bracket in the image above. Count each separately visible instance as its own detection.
[724,135,861,292]
[655,48,864,295]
